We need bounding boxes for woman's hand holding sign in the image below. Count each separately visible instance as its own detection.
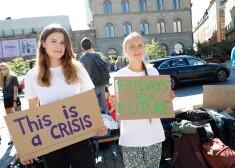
[96,126,108,136]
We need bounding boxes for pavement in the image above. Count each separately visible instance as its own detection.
[0,60,234,168]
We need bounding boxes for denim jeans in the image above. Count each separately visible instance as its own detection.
[95,85,110,115]
[42,139,96,168]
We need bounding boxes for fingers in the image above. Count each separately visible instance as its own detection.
[171,91,175,99]
[96,127,108,136]
[22,159,34,165]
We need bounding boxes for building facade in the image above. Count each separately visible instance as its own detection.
[224,0,235,46]
[89,0,193,57]
[193,0,225,46]
[0,16,96,61]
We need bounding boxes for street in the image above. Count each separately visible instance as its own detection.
[0,60,234,168]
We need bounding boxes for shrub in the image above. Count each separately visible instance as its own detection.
[7,57,30,76]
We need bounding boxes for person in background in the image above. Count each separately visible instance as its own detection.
[105,85,116,120]
[231,47,235,69]
[114,56,121,71]
[29,59,36,69]
[23,24,107,167]
[171,51,178,56]
[0,63,21,115]
[0,63,21,145]
[80,37,110,115]
[111,32,174,168]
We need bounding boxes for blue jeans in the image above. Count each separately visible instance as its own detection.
[95,85,110,115]
[42,139,96,168]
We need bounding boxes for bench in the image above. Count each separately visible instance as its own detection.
[93,130,120,157]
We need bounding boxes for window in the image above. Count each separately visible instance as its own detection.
[139,0,147,12]
[221,34,226,41]
[122,0,130,12]
[173,19,181,32]
[220,10,224,17]
[221,22,225,29]
[172,0,180,9]
[156,0,163,11]
[219,0,224,6]
[104,0,112,14]
[123,22,132,36]
[157,20,165,33]
[159,60,171,69]
[105,23,115,38]
[140,21,149,35]
[174,43,183,54]
[187,58,205,66]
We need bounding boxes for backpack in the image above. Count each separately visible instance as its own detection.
[198,127,235,168]
[171,134,207,168]
[91,55,110,86]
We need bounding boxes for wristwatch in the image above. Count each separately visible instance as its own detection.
[13,100,17,102]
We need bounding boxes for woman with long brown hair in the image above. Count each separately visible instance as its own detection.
[23,23,106,168]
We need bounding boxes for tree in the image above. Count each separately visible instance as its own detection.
[196,41,230,57]
[145,39,166,59]
[196,42,211,56]
[7,57,29,76]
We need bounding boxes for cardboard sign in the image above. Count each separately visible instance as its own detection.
[203,85,235,111]
[4,89,105,162]
[114,75,175,120]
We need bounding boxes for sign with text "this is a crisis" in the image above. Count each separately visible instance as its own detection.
[4,89,105,162]
[114,75,175,120]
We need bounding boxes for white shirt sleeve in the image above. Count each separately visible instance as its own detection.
[79,66,95,93]
[24,69,37,99]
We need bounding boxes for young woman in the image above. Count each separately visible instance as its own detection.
[23,24,106,168]
[112,32,174,167]
[0,63,21,115]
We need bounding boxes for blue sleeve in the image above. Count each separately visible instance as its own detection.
[232,48,235,60]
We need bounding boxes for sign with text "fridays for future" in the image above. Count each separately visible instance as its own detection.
[114,75,175,120]
[4,89,105,162]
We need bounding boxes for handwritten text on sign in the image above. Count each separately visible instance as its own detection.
[114,76,175,120]
[15,105,93,146]
[4,89,104,162]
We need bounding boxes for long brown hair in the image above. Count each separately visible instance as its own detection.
[37,24,81,86]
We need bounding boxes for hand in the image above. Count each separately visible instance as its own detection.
[171,90,175,99]
[13,102,17,110]
[17,153,37,165]
[96,126,108,136]
[109,95,116,108]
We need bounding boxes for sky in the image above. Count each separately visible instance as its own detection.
[0,0,210,31]
[191,0,211,28]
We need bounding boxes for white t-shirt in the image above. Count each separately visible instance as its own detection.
[24,66,94,105]
[115,66,165,147]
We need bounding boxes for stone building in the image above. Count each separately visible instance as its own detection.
[224,0,235,47]
[193,0,225,47]
[89,0,193,57]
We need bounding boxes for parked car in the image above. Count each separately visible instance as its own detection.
[149,55,230,89]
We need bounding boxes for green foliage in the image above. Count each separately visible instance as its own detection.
[196,42,229,56]
[7,57,29,75]
[183,48,196,55]
[196,42,211,55]
[145,39,166,59]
